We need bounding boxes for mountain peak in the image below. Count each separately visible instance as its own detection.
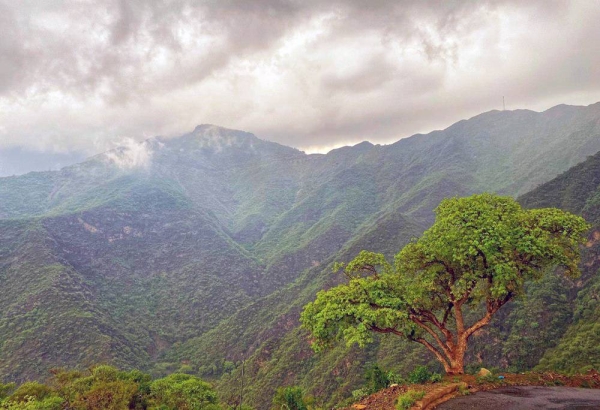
[158,125,304,159]
[157,125,260,153]
[192,124,257,139]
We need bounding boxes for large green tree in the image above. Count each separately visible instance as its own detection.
[301,194,589,374]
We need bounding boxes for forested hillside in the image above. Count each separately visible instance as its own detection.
[520,150,600,373]
[1,103,600,407]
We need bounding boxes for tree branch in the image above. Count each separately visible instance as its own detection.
[368,325,404,337]
[454,302,466,334]
[410,314,454,358]
[414,309,455,344]
[442,303,453,326]
[463,292,514,340]
[413,337,451,371]
[463,311,492,340]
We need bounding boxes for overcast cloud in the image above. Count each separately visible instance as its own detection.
[0,0,599,155]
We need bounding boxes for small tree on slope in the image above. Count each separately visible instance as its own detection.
[300,193,589,374]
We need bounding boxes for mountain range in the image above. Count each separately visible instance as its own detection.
[1,102,600,407]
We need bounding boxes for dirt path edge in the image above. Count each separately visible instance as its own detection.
[412,383,467,410]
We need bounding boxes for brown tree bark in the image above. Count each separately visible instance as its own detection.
[407,294,513,374]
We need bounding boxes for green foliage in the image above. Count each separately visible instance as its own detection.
[429,372,442,383]
[386,371,405,385]
[0,366,220,410]
[351,388,370,401]
[520,151,600,374]
[272,386,307,410]
[535,279,600,374]
[396,390,425,410]
[74,381,138,410]
[149,373,219,410]
[301,193,588,373]
[0,384,15,401]
[51,365,145,410]
[520,150,600,224]
[1,396,63,410]
[2,112,600,409]
[457,384,470,396]
[9,383,53,403]
[364,363,389,393]
[407,366,432,384]
[475,373,497,384]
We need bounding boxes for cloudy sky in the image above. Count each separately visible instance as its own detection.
[1,0,600,158]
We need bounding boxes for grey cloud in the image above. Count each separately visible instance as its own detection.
[0,0,599,155]
[0,4,27,94]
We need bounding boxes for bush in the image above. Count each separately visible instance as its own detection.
[0,367,222,410]
[408,366,432,384]
[272,386,307,410]
[429,373,443,383]
[9,383,54,403]
[91,365,119,382]
[351,388,370,401]
[387,371,405,385]
[396,390,425,410]
[0,383,16,400]
[2,396,63,410]
[365,364,389,393]
[149,373,219,409]
[475,374,497,384]
[72,381,138,410]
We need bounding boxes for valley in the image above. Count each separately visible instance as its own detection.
[1,103,600,407]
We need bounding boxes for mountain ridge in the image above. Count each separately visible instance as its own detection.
[1,102,600,407]
[4,101,600,180]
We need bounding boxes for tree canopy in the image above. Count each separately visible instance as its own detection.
[0,365,222,410]
[301,193,589,374]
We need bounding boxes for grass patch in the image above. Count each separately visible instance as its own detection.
[396,390,425,410]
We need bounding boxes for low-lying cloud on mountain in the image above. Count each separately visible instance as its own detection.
[1,0,600,156]
[103,138,155,170]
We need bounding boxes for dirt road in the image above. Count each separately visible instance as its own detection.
[436,386,600,409]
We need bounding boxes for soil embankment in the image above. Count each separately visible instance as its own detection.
[344,371,600,410]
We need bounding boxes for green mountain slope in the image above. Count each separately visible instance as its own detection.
[519,150,600,373]
[156,105,600,407]
[0,220,147,381]
[1,102,600,404]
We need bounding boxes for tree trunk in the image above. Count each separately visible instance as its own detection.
[445,355,465,375]
[443,338,467,375]
[417,335,467,375]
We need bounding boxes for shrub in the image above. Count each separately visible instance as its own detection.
[272,386,307,410]
[408,366,432,384]
[429,373,443,383]
[387,371,405,385]
[351,388,370,401]
[9,382,54,403]
[0,383,16,400]
[365,364,389,393]
[396,390,425,410]
[91,365,119,382]
[149,373,219,410]
[2,396,63,410]
[475,374,497,384]
[72,380,138,410]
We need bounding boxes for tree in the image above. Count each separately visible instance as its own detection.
[272,386,307,410]
[301,194,589,374]
[61,365,141,410]
[149,373,219,410]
